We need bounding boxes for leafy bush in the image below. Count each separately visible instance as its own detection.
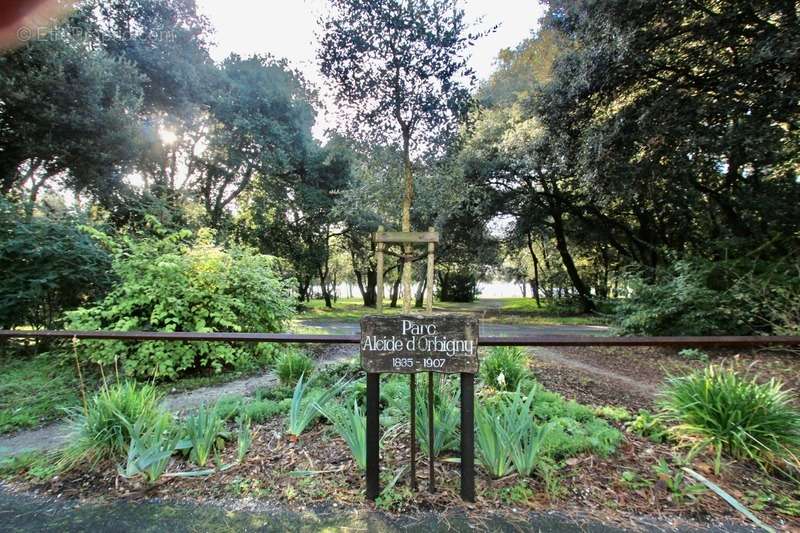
[0,199,113,330]
[275,351,314,386]
[660,365,800,472]
[180,403,228,467]
[615,256,800,336]
[437,270,480,302]
[315,400,367,470]
[66,228,295,379]
[480,346,529,391]
[60,381,163,467]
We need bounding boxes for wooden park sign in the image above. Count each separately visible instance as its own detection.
[361,312,478,502]
[361,314,479,374]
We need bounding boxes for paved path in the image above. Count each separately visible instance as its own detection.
[298,319,610,337]
[0,350,352,458]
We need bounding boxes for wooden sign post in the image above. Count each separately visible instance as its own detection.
[361,313,479,502]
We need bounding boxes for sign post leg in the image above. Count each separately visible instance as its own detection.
[409,373,417,490]
[428,371,435,492]
[460,372,475,502]
[366,372,380,500]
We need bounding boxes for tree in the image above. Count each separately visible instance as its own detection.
[238,140,351,307]
[0,33,144,207]
[318,0,486,311]
[0,199,114,331]
[195,55,316,229]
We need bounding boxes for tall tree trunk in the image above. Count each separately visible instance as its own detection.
[526,232,542,307]
[318,266,332,308]
[390,266,402,308]
[414,277,427,308]
[400,129,413,313]
[551,211,595,313]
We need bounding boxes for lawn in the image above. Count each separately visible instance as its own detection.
[297,297,609,326]
[0,351,84,433]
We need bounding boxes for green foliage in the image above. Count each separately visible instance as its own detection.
[275,351,315,386]
[678,349,709,363]
[0,31,144,201]
[0,351,84,433]
[414,378,460,458]
[615,257,800,336]
[119,412,179,484]
[236,417,252,463]
[595,405,633,423]
[315,400,367,470]
[286,374,347,437]
[66,229,294,379]
[60,381,163,468]
[0,451,59,481]
[497,385,551,476]
[627,410,670,443]
[660,365,800,473]
[437,270,480,303]
[475,401,514,478]
[652,459,707,505]
[0,200,113,330]
[480,346,529,392]
[180,404,228,467]
[243,399,286,423]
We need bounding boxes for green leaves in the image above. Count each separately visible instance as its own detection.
[180,404,228,468]
[66,229,294,379]
[315,400,367,470]
[660,365,800,474]
[286,374,348,438]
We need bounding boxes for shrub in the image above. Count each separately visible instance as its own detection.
[66,228,295,379]
[437,270,480,302]
[243,399,285,423]
[315,400,367,470]
[0,199,113,330]
[660,365,800,472]
[480,346,529,391]
[61,381,163,467]
[615,255,800,336]
[275,351,314,386]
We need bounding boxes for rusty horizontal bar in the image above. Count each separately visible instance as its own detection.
[1,330,799,348]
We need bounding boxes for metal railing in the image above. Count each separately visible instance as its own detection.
[2,329,800,348]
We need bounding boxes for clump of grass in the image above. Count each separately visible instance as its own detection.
[60,381,162,468]
[275,351,315,386]
[660,365,800,473]
[119,411,179,484]
[415,378,460,458]
[180,403,228,467]
[480,346,529,391]
[315,400,367,470]
[286,374,347,437]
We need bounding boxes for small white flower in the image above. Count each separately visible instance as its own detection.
[497,371,506,388]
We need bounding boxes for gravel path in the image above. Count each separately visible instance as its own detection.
[0,348,355,458]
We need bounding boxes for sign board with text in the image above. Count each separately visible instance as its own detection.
[360,314,479,374]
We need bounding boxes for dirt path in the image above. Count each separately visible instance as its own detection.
[528,347,658,397]
[0,347,355,458]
